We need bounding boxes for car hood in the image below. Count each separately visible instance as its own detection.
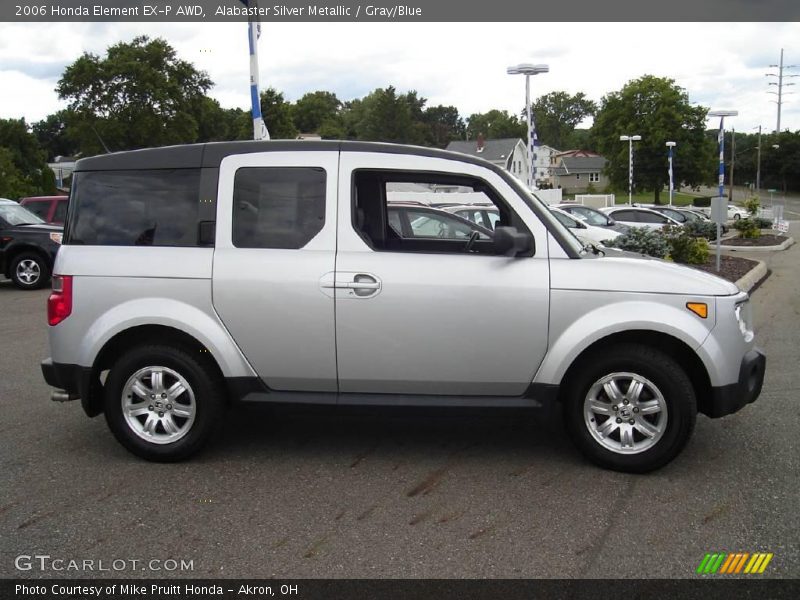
[7,223,63,234]
[551,248,740,296]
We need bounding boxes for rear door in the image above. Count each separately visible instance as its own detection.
[212,151,339,392]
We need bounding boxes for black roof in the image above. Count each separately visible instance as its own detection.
[74,140,499,172]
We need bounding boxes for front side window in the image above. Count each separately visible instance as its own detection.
[612,210,639,222]
[67,169,200,246]
[232,167,326,249]
[354,170,529,255]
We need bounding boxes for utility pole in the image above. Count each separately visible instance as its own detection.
[767,48,797,133]
[728,127,735,202]
[755,125,762,195]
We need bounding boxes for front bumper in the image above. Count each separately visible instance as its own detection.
[702,348,766,418]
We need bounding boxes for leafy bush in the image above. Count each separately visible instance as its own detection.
[754,217,772,229]
[663,226,710,265]
[744,197,760,216]
[733,218,760,238]
[683,220,718,240]
[604,227,670,258]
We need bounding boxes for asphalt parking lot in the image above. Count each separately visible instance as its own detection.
[1,244,798,580]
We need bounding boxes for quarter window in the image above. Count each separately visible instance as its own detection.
[67,169,200,246]
[232,167,326,249]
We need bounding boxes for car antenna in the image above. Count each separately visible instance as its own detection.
[89,123,113,154]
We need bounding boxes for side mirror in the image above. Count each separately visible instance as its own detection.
[494,226,534,257]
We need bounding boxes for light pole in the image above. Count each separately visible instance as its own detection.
[755,125,762,195]
[619,135,641,204]
[666,141,676,206]
[507,63,549,191]
[708,110,738,272]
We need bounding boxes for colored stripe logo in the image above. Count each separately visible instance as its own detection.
[696,552,773,574]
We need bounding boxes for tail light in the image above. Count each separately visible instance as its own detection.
[48,275,73,326]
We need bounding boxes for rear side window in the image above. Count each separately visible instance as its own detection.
[53,200,68,223]
[67,169,201,246]
[638,211,669,224]
[232,167,325,249]
[612,210,638,222]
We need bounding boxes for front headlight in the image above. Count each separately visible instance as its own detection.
[49,232,62,245]
[735,299,754,342]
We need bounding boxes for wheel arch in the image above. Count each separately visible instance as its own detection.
[83,325,230,417]
[557,330,712,408]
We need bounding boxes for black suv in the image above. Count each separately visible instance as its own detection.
[0,198,63,289]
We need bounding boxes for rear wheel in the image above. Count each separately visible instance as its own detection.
[563,344,696,473]
[11,252,50,290]
[104,345,225,461]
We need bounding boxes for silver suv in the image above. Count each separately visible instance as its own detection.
[41,141,765,472]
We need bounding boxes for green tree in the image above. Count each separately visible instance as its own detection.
[530,91,596,150]
[293,91,341,134]
[56,36,213,154]
[591,75,714,203]
[259,88,297,139]
[422,105,465,148]
[351,87,416,143]
[0,147,31,199]
[0,118,55,196]
[32,110,79,160]
[466,110,526,140]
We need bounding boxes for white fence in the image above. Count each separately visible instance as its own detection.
[574,194,616,208]
[530,188,563,205]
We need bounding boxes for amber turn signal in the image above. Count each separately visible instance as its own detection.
[686,302,708,318]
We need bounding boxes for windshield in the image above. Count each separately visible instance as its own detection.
[572,206,610,226]
[0,202,45,226]
[514,189,583,256]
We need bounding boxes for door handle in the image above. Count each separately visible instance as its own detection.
[336,273,381,298]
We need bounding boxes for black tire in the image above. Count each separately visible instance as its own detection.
[104,345,226,461]
[733,213,741,220]
[563,343,697,473]
[10,252,50,290]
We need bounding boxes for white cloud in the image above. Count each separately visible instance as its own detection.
[0,21,797,133]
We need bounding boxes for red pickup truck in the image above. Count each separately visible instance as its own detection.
[19,196,69,225]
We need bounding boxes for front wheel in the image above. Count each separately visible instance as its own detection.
[733,213,741,220]
[563,344,697,473]
[104,345,226,461]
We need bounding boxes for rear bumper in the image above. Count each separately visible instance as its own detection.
[41,358,102,417]
[702,348,766,418]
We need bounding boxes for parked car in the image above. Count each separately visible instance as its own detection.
[387,203,493,241]
[549,207,620,246]
[600,206,682,231]
[696,203,749,221]
[439,204,501,230]
[556,203,630,234]
[19,195,69,225]
[0,198,62,289]
[41,141,765,473]
[644,205,729,235]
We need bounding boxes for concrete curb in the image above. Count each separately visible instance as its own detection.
[713,236,795,252]
[735,260,768,294]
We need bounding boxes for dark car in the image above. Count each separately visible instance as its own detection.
[0,198,63,289]
[19,195,69,225]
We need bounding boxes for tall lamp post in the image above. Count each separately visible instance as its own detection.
[755,125,762,195]
[507,63,549,191]
[619,135,641,204]
[708,110,738,272]
[666,141,676,206]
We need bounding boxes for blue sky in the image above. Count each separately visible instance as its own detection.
[1,22,798,134]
